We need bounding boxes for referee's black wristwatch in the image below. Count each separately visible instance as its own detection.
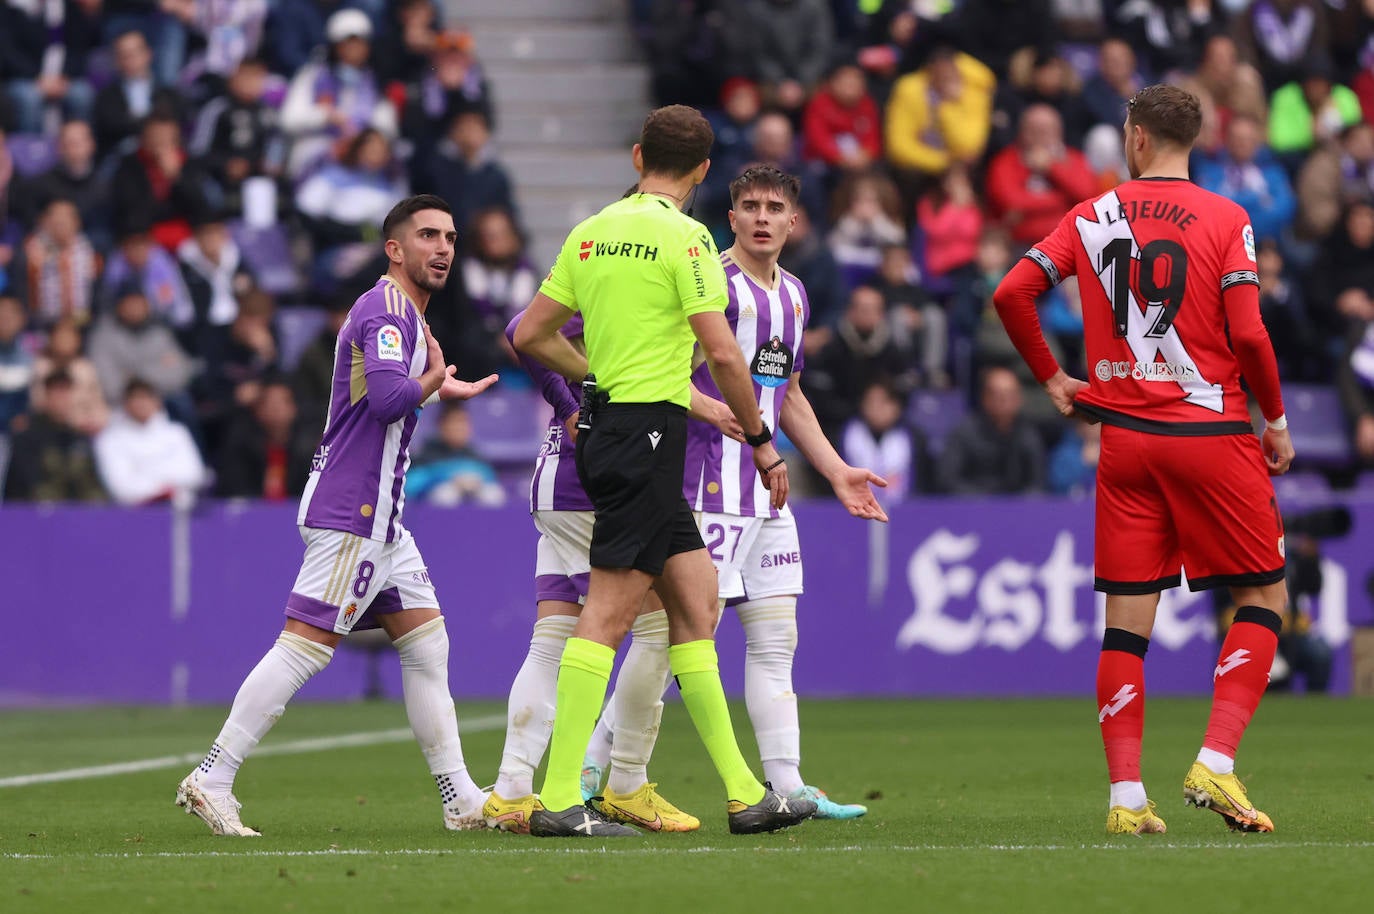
[743,425,772,448]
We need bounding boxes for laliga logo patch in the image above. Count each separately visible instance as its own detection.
[1243,224,1256,262]
[377,324,404,362]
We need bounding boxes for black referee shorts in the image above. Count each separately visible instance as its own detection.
[574,401,704,575]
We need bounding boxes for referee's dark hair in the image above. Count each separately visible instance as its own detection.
[729,165,801,208]
[639,105,715,178]
[382,194,453,241]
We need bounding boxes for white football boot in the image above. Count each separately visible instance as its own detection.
[175,770,262,837]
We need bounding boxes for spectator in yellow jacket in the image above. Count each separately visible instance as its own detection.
[885,48,996,179]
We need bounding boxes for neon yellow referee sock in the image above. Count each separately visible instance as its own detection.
[669,640,766,805]
[539,637,615,811]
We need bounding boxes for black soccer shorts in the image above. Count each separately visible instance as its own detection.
[574,402,703,575]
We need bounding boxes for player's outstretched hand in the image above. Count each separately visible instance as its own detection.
[831,465,889,523]
[1262,424,1295,476]
[753,443,789,510]
[1044,369,1090,419]
[440,373,499,401]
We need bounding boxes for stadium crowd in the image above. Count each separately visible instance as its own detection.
[2,0,1373,509]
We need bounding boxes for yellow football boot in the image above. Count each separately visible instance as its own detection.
[1106,800,1167,835]
[597,782,700,832]
[1183,762,1274,832]
[482,791,544,834]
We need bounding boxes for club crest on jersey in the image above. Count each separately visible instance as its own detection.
[751,336,793,388]
[1242,224,1256,262]
[377,324,403,362]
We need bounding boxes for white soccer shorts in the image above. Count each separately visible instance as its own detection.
[698,512,804,603]
[285,527,438,634]
[532,510,594,604]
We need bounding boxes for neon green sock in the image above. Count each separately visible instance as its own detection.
[669,640,765,804]
[539,637,614,811]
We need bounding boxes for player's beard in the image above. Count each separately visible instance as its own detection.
[410,261,449,293]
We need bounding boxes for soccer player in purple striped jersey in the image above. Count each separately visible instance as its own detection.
[585,166,890,825]
[175,196,499,837]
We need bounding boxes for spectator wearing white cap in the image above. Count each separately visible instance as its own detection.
[281,7,397,179]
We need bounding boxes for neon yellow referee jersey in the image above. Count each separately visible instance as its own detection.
[539,193,728,408]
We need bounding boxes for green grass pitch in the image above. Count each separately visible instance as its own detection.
[2,697,1372,914]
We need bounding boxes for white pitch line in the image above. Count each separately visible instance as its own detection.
[0,713,507,789]
[7,841,1374,861]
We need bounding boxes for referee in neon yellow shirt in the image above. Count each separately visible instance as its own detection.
[514,105,815,837]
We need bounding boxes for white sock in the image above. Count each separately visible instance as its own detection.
[606,610,672,796]
[1109,780,1148,810]
[1196,746,1234,775]
[199,631,333,794]
[738,597,803,795]
[586,703,615,770]
[493,614,576,798]
[394,617,483,812]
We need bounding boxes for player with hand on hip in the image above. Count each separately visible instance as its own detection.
[582,165,887,828]
[176,195,498,836]
[994,86,1294,835]
[513,105,815,837]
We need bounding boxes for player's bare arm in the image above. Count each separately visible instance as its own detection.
[778,374,888,522]
[688,309,789,508]
[513,292,588,382]
[688,383,747,443]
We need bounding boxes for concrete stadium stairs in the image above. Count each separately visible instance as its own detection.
[445,0,652,269]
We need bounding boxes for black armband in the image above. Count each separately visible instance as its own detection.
[744,425,773,448]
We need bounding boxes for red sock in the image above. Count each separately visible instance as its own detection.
[1097,628,1148,783]
[1202,606,1281,758]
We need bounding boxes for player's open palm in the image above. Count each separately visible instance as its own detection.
[440,373,499,401]
[1261,425,1295,476]
[833,465,889,523]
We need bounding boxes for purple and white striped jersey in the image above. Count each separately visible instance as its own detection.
[685,254,810,518]
[504,311,594,513]
[298,276,429,542]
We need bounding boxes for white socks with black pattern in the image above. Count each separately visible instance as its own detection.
[394,617,484,814]
[198,631,334,795]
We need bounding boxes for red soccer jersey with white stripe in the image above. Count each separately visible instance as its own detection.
[1024,177,1260,435]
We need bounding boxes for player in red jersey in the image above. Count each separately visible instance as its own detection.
[993,85,1294,836]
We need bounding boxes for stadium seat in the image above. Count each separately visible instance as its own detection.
[906,388,968,456]
[230,221,301,297]
[1284,384,1354,467]
[463,387,551,465]
[7,133,57,177]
